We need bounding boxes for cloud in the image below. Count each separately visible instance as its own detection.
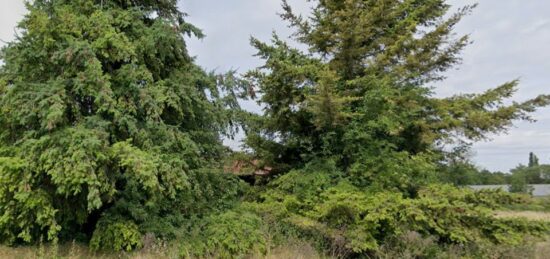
[0,1,26,44]
[438,0,550,170]
[181,0,311,72]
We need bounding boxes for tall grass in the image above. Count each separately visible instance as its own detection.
[0,235,547,259]
[495,211,550,221]
[0,242,322,259]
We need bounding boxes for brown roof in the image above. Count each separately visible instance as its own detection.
[225,159,273,176]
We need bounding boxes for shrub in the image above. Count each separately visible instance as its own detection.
[179,210,268,258]
[90,219,142,252]
[250,169,550,257]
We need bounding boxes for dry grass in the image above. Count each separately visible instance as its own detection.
[0,243,94,259]
[1,241,548,259]
[0,242,180,259]
[0,242,322,259]
[495,211,550,221]
[495,210,550,259]
[495,211,550,259]
[535,240,550,259]
[0,230,547,259]
[249,242,323,259]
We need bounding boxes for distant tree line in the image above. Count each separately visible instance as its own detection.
[442,152,550,187]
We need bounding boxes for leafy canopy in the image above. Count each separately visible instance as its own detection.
[0,0,242,245]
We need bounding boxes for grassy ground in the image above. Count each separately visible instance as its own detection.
[1,236,548,259]
[504,197,550,212]
[495,211,550,221]
[536,240,550,259]
[0,242,323,259]
[495,210,550,259]
[0,243,154,259]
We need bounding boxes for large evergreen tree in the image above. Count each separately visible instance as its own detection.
[0,0,241,247]
[240,1,550,255]
[245,0,550,191]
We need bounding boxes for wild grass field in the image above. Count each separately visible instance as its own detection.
[0,237,548,259]
[0,241,323,259]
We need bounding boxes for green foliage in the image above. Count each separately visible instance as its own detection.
[440,161,510,186]
[179,210,268,258]
[0,0,244,249]
[439,152,550,186]
[98,169,246,243]
[510,170,534,194]
[305,68,357,131]
[529,152,540,167]
[348,149,437,195]
[90,219,142,252]
[247,166,549,256]
[470,188,531,208]
[0,158,61,244]
[270,160,340,198]
[511,164,550,185]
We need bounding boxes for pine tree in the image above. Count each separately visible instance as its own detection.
[244,0,550,190]
[529,152,539,167]
[240,2,550,254]
[0,0,240,246]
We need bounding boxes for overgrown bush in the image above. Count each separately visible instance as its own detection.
[90,219,142,252]
[247,166,549,257]
[179,210,268,258]
[469,188,531,209]
[108,169,247,241]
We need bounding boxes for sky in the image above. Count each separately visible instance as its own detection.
[1,0,549,172]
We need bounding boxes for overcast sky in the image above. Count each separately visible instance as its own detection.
[1,1,549,172]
